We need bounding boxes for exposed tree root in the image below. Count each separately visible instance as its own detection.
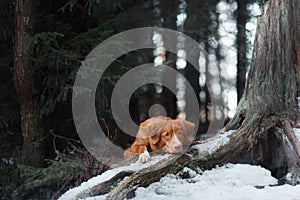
[106,155,191,199]
[76,171,134,199]
[283,120,300,158]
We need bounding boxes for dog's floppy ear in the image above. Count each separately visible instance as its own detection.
[137,116,166,144]
[177,119,195,142]
[150,131,161,145]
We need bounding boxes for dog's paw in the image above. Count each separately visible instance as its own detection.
[139,151,150,163]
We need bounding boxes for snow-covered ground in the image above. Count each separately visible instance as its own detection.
[59,127,300,200]
[133,164,300,200]
[59,162,300,200]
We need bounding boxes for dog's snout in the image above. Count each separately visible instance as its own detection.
[174,143,183,151]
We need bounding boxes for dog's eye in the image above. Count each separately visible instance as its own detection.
[178,131,183,135]
[165,133,170,138]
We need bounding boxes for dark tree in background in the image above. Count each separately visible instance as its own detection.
[160,0,179,119]
[14,0,44,167]
[184,0,219,133]
[236,0,249,102]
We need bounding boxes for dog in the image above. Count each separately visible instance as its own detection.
[124,116,195,163]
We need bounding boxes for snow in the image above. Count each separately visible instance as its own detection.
[297,96,300,110]
[133,164,300,200]
[192,130,235,155]
[58,154,169,200]
[293,128,300,142]
[59,163,300,200]
[284,128,300,150]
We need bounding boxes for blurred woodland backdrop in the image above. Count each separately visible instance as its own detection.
[0,0,265,199]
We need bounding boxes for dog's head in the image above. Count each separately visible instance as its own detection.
[138,116,195,153]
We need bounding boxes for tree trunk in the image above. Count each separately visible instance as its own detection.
[14,0,44,167]
[223,0,300,179]
[236,0,249,102]
[161,0,179,119]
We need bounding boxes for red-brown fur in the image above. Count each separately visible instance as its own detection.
[124,116,195,162]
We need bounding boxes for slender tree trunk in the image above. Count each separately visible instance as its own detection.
[204,41,211,127]
[236,0,248,102]
[161,0,179,119]
[14,0,44,167]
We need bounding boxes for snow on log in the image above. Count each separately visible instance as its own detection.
[191,130,235,155]
[58,155,169,200]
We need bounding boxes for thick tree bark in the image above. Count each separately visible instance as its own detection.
[296,0,300,91]
[222,0,300,178]
[14,0,44,167]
